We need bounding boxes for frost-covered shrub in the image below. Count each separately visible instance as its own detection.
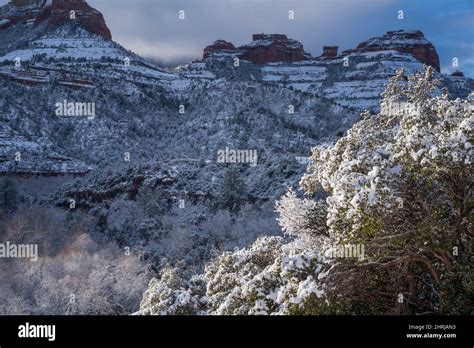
[301,67,473,245]
[203,236,326,315]
[139,236,327,315]
[138,264,206,315]
[275,188,327,240]
[299,66,473,314]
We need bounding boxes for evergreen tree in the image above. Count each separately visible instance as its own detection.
[218,168,247,213]
[0,177,18,214]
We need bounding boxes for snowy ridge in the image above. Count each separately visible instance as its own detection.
[0,25,125,62]
[0,22,472,180]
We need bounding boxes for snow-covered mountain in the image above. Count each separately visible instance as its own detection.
[0,1,472,314]
[0,0,472,231]
[187,31,472,110]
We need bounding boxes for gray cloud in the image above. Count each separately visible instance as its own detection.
[90,0,474,76]
[91,0,399,62]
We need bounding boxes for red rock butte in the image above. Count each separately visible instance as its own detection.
[203,34,312,65]
[0,0,112,40]
[343,30,440,72]
[203,30,441,72]
[239,34,311,64]
[203,40,238,60]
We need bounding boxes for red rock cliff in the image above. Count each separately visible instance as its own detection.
[203,40,238,59]
[239,34,311,64]
[203,34,311,64]
[343,30,440,71]
[0,0,112,40]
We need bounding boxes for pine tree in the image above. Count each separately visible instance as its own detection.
[0,177,18,214]
[217,168,247,213]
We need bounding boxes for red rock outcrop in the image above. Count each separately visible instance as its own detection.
[238,34,311,65]
[0,0,111,40]
[47,0,111,39]
[203,40,238,59]
[202,31,441,69]
[343,30,440,71]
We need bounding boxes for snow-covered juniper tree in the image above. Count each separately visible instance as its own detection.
[299,66,473,314]
[138,66,473,315]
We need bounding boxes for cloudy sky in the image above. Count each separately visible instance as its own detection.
[2,0,473,75]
